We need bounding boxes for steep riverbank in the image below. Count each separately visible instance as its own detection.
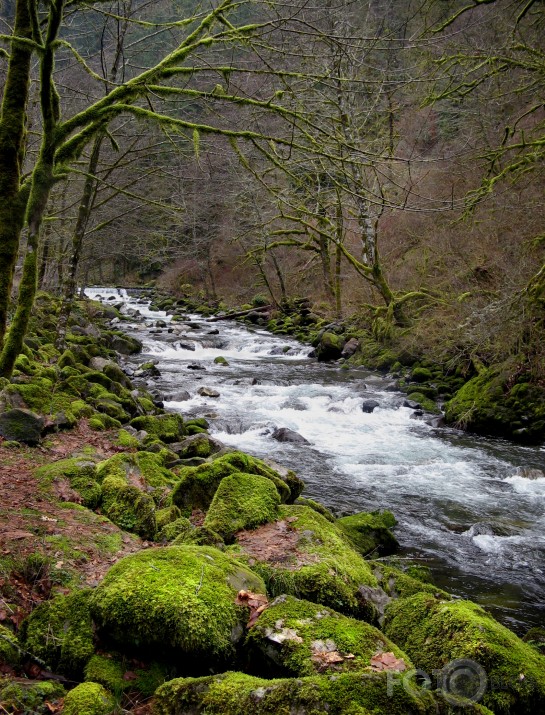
[0,289,544,715]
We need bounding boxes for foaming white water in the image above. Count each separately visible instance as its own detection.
[504,475,545,499]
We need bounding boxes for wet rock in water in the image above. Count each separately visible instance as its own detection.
[424,415,445,427]
[188,322,201,329]
[272,427,309,444]
[165,389,191,402]
[409,410,424,419]
[341,337,360,358]
[207,328,220,335]
[513,466,545,480]
[156,320,167,328]
[214,356,229,366]
[109,334,142,355]
[462,522,496,538]
[315,332,346,362]
[0,408,44,444]
[178,341,196,351]
[198,387,220,398]
[134,361,161,377]
[170,433,225,459]
[361,399,380,413]
[187,363,206,370]
[403,399,421,409]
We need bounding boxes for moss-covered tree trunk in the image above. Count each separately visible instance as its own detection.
[0,0,33,350]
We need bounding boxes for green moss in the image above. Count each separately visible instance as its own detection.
[384,593,545,713]
[173,524,223,547]
[214,356,229,365]
[101,475,156,539]
[0,624,20,666]
[411,367,432,382]
[36,457,101,508]
[337,511,398,557]
[204,472,281,542]
[172,451,291,515]
[156,504,182,530]
[116,428,140,448]
[0,679,65,714]
[247,505,378,620]
[129,413,184,443]
[89,414,122,431]
[246,594,411,677]
[90,546,266,663]
[371,562,450,600]
[63,682,116,715]
[19,590,94,677]
[406,391,440,413]
[158,516,193,542]
[84,654,126,694]
[70,399,95,418]
[295,497,335,521]
[153,670,436,715]
[97,451,178,489]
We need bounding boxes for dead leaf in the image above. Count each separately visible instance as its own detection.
[370,651,407,672]
[123,671,138,681]
[236,590,269,628]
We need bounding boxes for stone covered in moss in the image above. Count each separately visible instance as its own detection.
[245,595,411,677]
[0,679,66,714]
[371,562,450,601]
[36,457,102,508]
[204,472,281,541]
[89,413,122,431]
[295,497,335,522]
[90,546,266,664]
[153,670,437,715]
[97,450,178,489]
[337,511,398,557]
[384,593,545,713]
[242,505,378,620]
[63,682,116,715]
[0,407,44,444]
[172,451,291,515]
[0,623,20,666]
[84,654,127,694]
[158,516,193,542]
[173,525,223,547]
[156,504,182,530]
[129,413,185,443]
[19,591,94,677]
[101,474,156,539]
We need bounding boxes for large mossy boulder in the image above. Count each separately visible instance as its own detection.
[19,591,95,678]
[238,505,378,620]
[63,682,116,715]
[445,367,545,442]
[129,413,185,443]
[383,593,545,714]
[35,457,102,508]
[0,407,44,444]
[97,450,179,489]
[108,333,142,355]
[337,511,399,557]
[204,472,281,542]
[101,474,157,539]
[153,670,437,715]
[245,595,411,677]
[172,451,293,515]
[90,546,266,666]
[315,331,346,362]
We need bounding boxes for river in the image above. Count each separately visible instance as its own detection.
[86,287,545,633]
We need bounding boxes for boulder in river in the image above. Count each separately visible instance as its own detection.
[341,337,360,358]
[272,427,309,444]
[315,332,346,362]
[198,387,220,398]
[187,363,206,370]
[513,466,545,480]
[361,399,380,413]
[178,341,196,351]
[337,510,398,556]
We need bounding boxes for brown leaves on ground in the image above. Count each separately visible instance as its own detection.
[236,519,319,569]
[235,590,269,627]
[370,651,407,672]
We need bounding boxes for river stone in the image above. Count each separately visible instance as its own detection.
[272,427,309,444]
[178,341,196,351]
[89,356,109,371]
[109,334,142,355]
[341,337,360,358]
[187,363,206,370]
[0,408,44,444]
[403,399,421,409]
[198,387,220,398]
[513,466,545,480]
[361,399,380,413]
[165,389,191,402]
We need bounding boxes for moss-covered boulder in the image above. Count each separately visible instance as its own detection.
[84,654,127,694]
[153,670,437,715]
[63,682,116,715]
[445,367,545,442]
[158,516,193,542]
[371,562,450,601]
[36,457,102,508]
[316,332,346,362]
[90,546,266,666]
[129,413,185,442]
[172,452,292,515]
[204,473,281,542]
[0,623,20,666]
[238,505,378,620]
[295,497,335,522]
[97,450,178,490]
[101,475,156,539]
[0,408,44,444]
[384,593,545,713]
[337,511,399,557]
[0,679,65,715]
[19,591,94,677]
[109,333,142,355]
[245,595,411,677]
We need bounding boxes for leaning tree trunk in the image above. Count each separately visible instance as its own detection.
[0,0,33,350]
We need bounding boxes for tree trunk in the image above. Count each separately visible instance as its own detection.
[269,250,287,303]
[0,0,33,349]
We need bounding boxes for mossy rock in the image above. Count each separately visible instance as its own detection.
[406,392,440,414]
[0,408,44,444]
[295,497,335,522]
[0,679,65,714]
[370,562,449,601]
[172,451,291,515]
[153,669,437,715]
[337,511,399,557]
[383,593,545,713]
[411,367,432,383]
[84,654,127,694]
[89,413,122,431]
[130,413,185,443]
[101,475,156,539]
[36,458,102,508]
[19,590,94,677]
[204,472,281,542]
[90,546,266,665]
[156,504,182,530]
[0,623,20,666]
[241,505,378,620]
[63,682,116,715]
[316,332,346,362]
[173,525,223,547]
[158,516,193,542]
[97,450,178,489]
[245,594,411,677]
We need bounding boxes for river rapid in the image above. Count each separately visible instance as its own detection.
[87,287,545,633]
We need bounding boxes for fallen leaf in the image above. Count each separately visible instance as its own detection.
[370,651,407,672]
[123,670,138,681]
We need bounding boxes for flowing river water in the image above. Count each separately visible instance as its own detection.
[87,288,545,633]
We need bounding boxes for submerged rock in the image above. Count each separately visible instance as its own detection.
[272,427,309,444]
[361,399,380,413]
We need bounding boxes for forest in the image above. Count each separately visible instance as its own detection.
[0,1,545,714]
